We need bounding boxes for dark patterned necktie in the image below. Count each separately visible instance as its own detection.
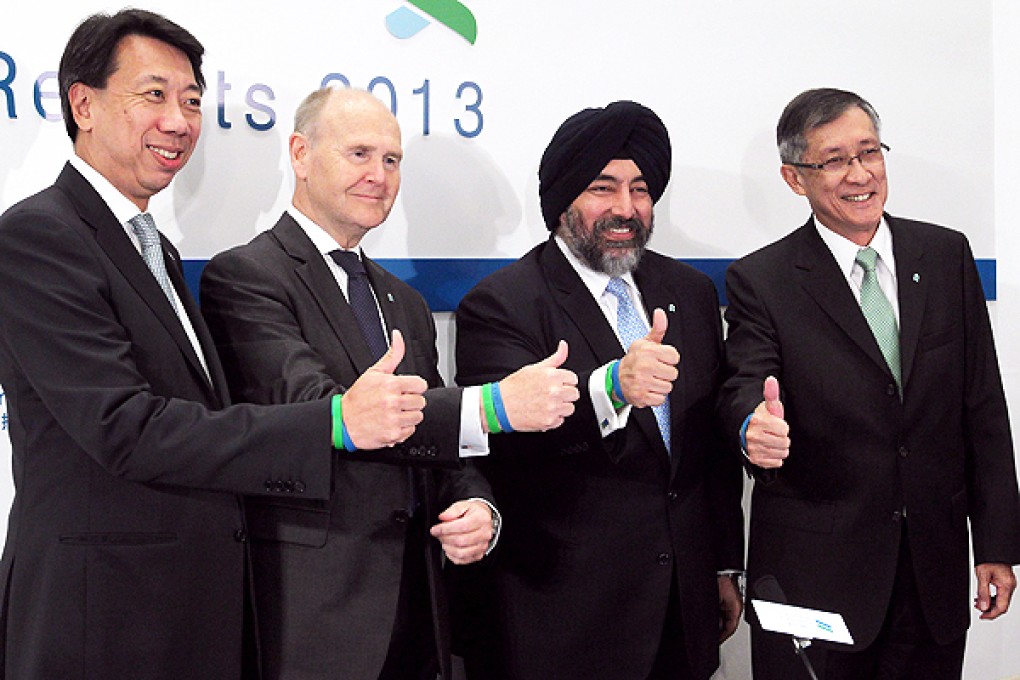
[330,250,388,361]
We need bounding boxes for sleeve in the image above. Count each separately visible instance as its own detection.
[958,237,1020,564]
[199,245,466,470]
[0,207,333,498]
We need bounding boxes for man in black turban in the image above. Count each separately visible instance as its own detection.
[451,102,746,680]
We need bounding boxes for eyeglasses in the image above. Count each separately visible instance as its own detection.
[787,143,890,174]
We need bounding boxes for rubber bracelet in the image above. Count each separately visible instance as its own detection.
[331,394,345,450]
[492,381,514,433]
[610,360,627,407]
[482,383,502,434]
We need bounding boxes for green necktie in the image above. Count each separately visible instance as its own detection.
[855,247,901,392]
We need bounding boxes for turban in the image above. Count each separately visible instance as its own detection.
[539,100,671,229]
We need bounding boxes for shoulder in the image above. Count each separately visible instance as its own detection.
[886,214,968,247]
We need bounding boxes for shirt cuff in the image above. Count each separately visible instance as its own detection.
[590,362,631,438]
[466,497,502,554]
[459,385,490,457]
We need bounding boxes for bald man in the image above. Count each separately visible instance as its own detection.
[451,101,745,680]
[200,88,578,680]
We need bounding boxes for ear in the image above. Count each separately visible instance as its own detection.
[67,82,95,133]
[289,132,310,180]
[780,164,808,197]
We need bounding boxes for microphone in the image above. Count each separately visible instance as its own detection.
[753,575,820,680]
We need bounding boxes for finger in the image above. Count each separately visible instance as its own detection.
[371,329,404,375]
[437,500,471,523]
[537,339,569,368]
[763,375,784,418]
[646,309,668,344]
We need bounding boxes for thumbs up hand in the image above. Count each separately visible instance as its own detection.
[341,330,429,449]
[495,340,579,432]
[617,308,679,408]
[746,376,790,469]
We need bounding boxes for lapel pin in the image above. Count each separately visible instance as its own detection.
[668,303,676,313]
[387,293,395,302]
[912,273,920,283]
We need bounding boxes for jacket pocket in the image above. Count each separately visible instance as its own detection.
[59,532,178,546]
[245,498,330,548]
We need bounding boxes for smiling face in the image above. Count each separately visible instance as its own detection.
[557,158,654,277]
[780,106,888,245]
[69,34,202,211]
[290,90,402,249]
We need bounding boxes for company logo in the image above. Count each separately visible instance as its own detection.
[386,0,477,44]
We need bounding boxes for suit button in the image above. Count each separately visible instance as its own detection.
[887,384,897,397]
[234,529,247,543]
[891,510,902,523]
[667,490,678,502]
[898,446,909,459]
[427,446,437,457]
[657,552,671,566]
[284,481,295,493]
[391,510,409,523]
[264,480,273,492]
[273,481,284,492]
[409,446,419,457]
[294,481,306,493]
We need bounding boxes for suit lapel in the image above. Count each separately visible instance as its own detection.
[363,255,416,374]
[58,165,215,396]
[272,214,378,374]
[539,241,623,366]
[540,242,670,463]
[793,221,893,379]
[888,215,927,389]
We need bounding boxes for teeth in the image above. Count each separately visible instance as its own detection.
[845,193,871,202]
[149,146,180,160]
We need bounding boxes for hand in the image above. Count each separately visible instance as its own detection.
[617,309,679,408]
[745,376,790,469]
[495,340,579,432]
[975,562,1016,620]
[718,574,743,643]
[341,330,428,449]
[429,499,493,565]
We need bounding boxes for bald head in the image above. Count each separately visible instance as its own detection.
[289,88,403,248]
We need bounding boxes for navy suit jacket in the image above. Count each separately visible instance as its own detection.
[0,164,333,679]
[719,215,1020,648]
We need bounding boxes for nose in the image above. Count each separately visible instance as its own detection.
[364,157,388,183]
[159,100,191,135]
[610,188,636,219]
[844,155,870,183]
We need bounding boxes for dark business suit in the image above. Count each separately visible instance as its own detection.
[200,212,493,680]
[719,215,1020,673]
[0,164,334,679]
[452,238,744,680]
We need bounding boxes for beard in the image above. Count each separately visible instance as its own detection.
[558,206,653,277]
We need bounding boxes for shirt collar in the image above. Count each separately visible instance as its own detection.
[288,204,361,258]
[813,215,896,280]
[69,154,148,226]
[553,235,639,300]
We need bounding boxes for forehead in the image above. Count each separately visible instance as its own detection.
[110,34,198,87]
[590,158,644,182]
[318,96,402,150]
[804,107,878,153]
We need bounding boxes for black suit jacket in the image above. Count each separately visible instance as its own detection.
[0,164,334,679]
[452,239,744,680]
[200,212,493,680]
[719,215,1020,648]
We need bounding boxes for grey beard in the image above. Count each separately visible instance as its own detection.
[559,208,651,277]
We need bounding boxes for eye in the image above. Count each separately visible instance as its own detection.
[147,89,165,101]
[632,185,650,195]
[384,155,401,168]
[184,96,202,110]
[821,156,848,171]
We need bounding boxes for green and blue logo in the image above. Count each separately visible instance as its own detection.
[386,0,478,44]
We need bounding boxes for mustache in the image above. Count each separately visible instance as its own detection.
[593,215,647,243]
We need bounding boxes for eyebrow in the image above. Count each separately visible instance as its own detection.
[136,74,202,94]
[591,173,647,184]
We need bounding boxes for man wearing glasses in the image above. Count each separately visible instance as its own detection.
[719,88,1020,679]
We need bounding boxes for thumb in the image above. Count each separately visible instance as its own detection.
[437,500,470,522]
[537,339,569,368]
[763,375,784,418]
[370,329,404,375]
[645,308,668,344]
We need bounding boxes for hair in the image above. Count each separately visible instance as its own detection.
[776,88,881,164]
[58,9,205,141]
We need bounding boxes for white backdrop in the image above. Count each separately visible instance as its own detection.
[1,1,1019,677]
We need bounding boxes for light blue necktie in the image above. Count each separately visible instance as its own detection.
[606,277,671,453]
[855,247,901,392]
[129,212,179,313]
